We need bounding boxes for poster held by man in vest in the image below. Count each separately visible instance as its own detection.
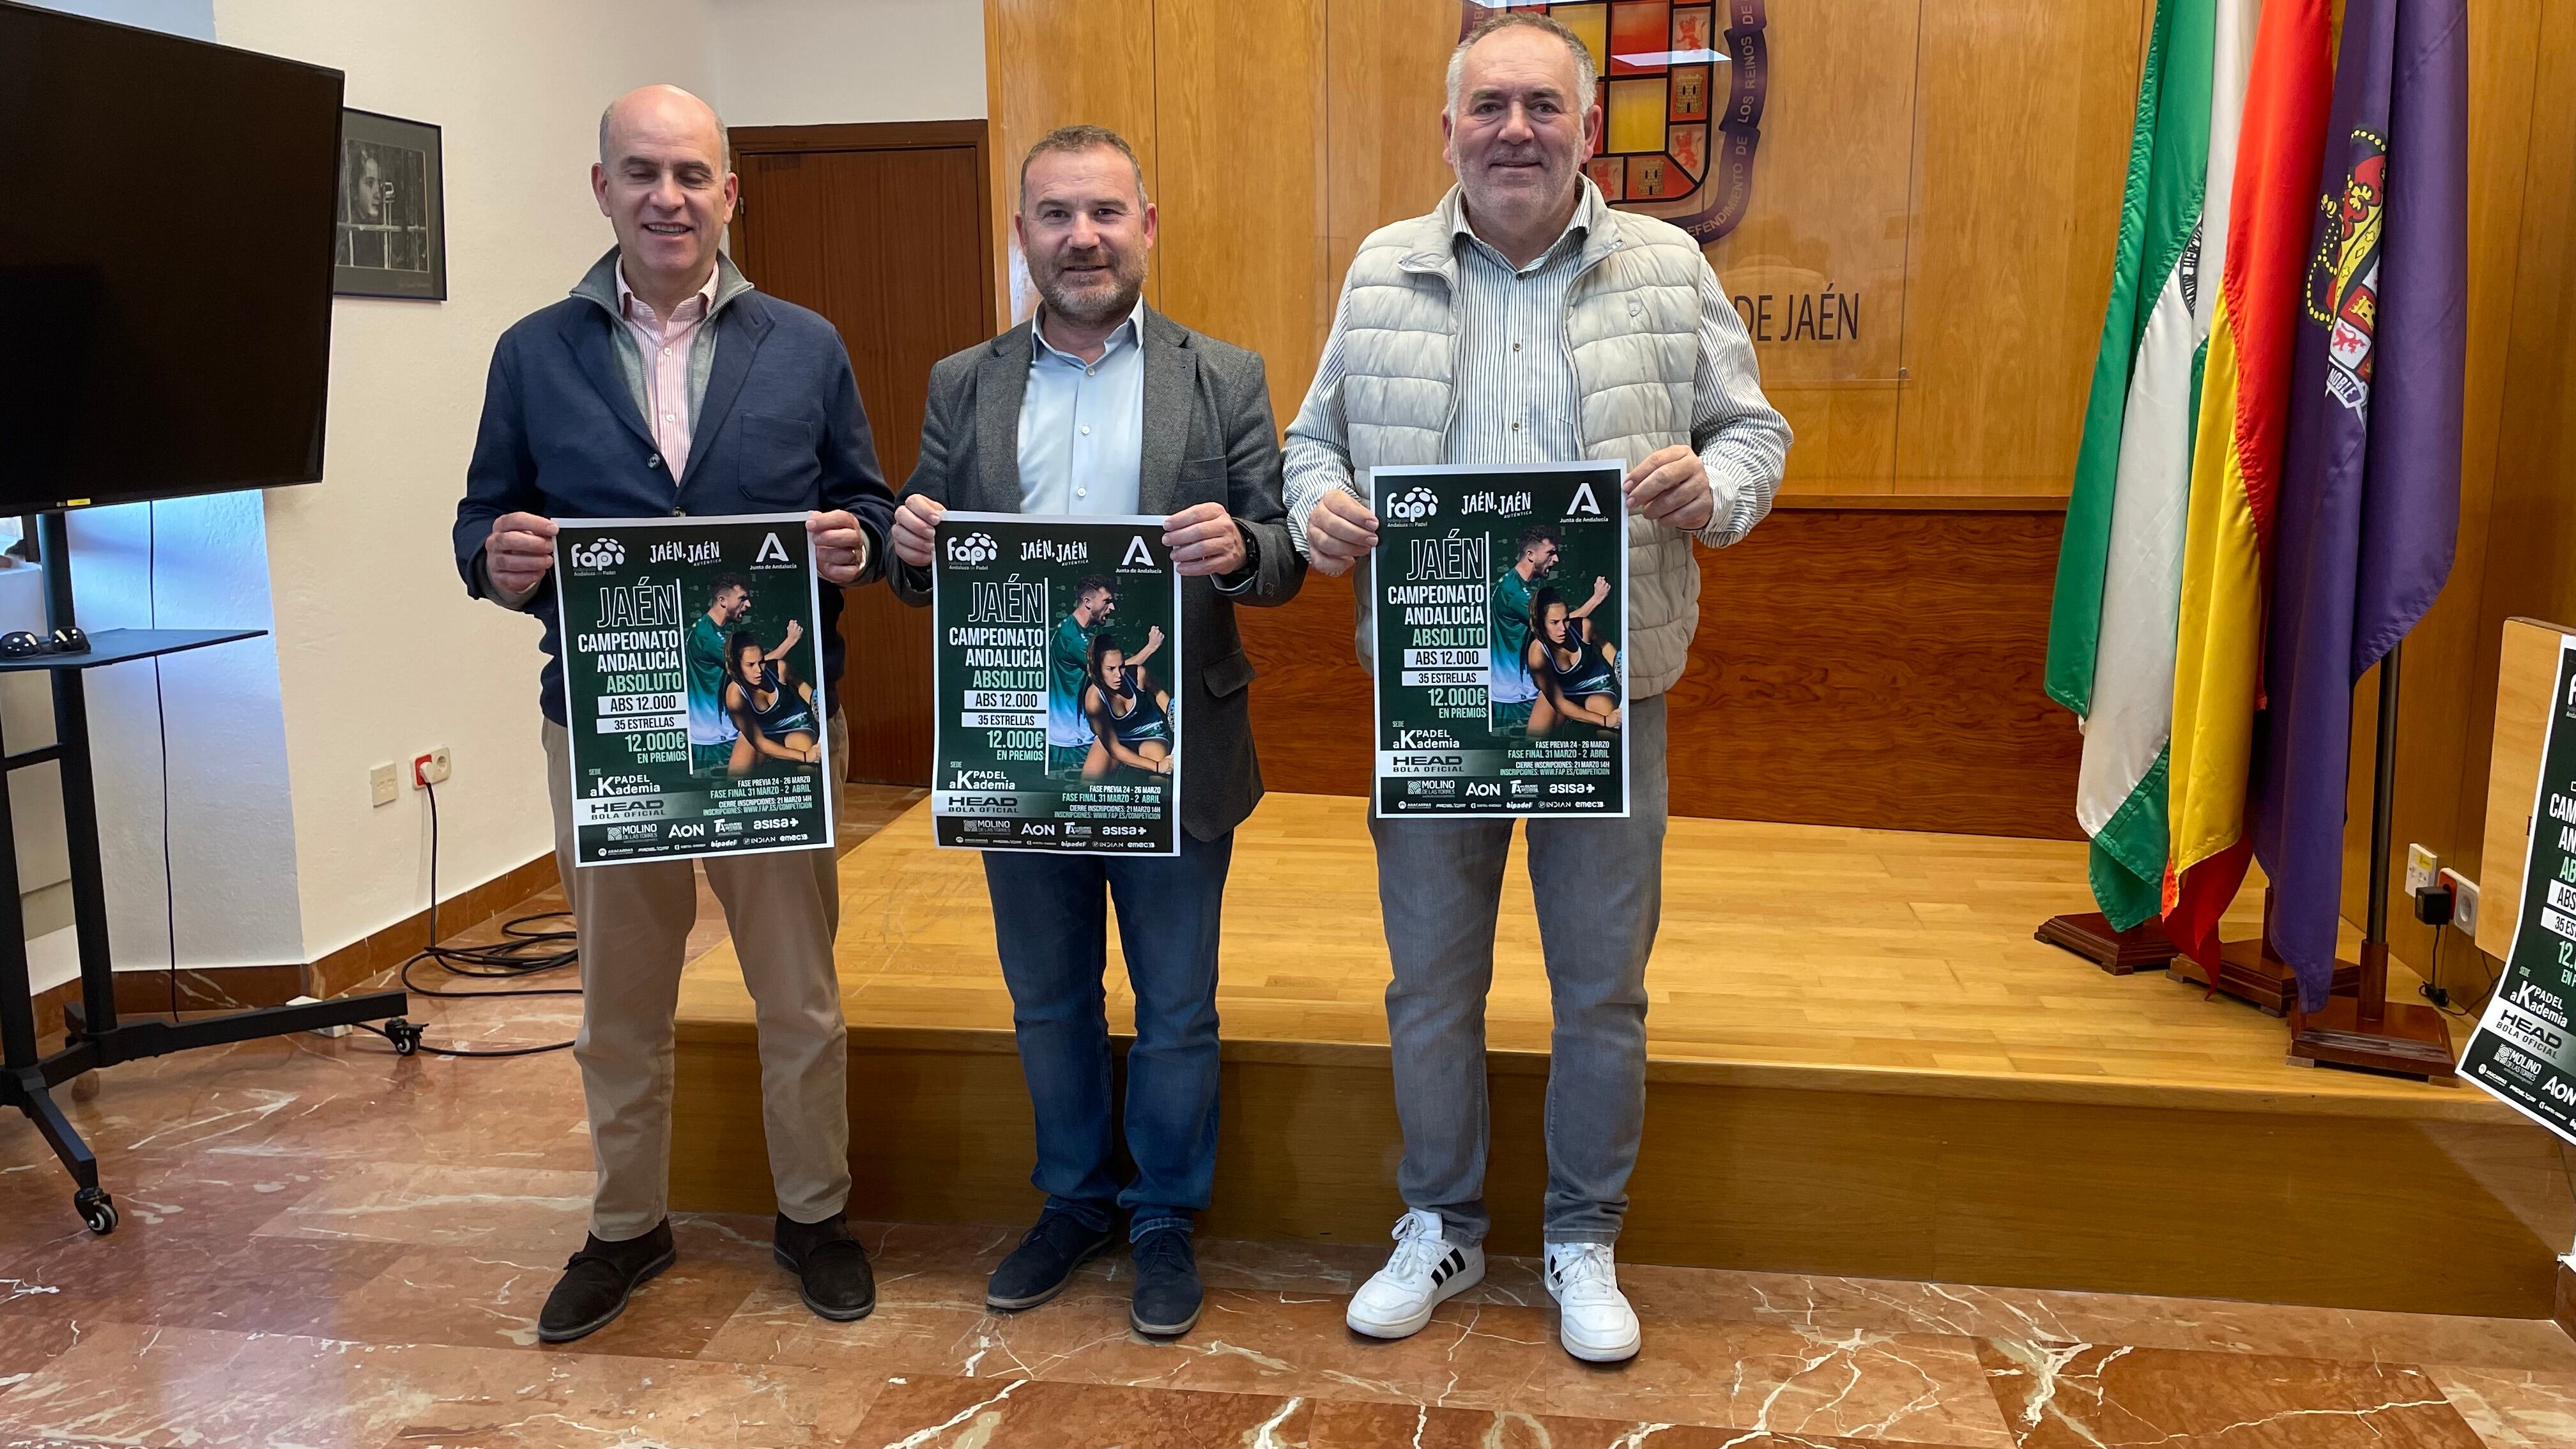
[930,513,1183,855]
[553,513,835,866]
[2462,640,2576,1143]
[1369,461,1630,818]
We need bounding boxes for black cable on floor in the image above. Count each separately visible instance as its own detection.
[351,777,580,1058]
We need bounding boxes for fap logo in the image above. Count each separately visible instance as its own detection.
[1466,1,1768,245]
[1386,487,1440,524]
[946,532,999,567]
[567,537,626,572]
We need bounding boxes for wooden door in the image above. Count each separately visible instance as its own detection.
[729,121,997,786]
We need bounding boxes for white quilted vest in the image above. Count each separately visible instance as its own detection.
[1337,185,1710,696]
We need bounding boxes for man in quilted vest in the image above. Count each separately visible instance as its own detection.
[1284,12,1790,1363]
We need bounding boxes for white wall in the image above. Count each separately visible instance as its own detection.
[710,0,985,125]
[211,0,721,960]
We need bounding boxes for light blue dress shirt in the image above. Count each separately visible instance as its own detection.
[1017,301,1147,515]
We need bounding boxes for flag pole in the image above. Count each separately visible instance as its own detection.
[2358,639,2405,1027]
[2285,639,2457,1079]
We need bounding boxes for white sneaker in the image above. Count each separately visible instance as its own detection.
[1544,1242,1641,1362]
[1346,1208,1484,1339]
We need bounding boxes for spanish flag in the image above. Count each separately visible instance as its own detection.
[2162,0,2334,968]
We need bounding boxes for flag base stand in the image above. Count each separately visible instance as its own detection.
[2166,889,2359,1015]
[2280,643,2458,1085]
[2172,942,2360,1015]
[2287,946,2457,1082]
[2035,913,2177,975]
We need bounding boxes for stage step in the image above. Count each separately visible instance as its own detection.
[669,797,2563,1319]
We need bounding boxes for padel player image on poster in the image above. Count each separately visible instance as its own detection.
[930,512,1182,854]
[1370,461,1629,818]
[553,513,834,866]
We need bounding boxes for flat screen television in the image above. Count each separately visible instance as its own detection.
[0,1,344,513]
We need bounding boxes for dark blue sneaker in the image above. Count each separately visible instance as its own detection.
[986,1208,1120,1311]
[1129,1227,1202,1337]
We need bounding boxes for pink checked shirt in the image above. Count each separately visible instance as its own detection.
[615,264,718,481]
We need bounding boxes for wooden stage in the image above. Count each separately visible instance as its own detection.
[671,793,2570,1319]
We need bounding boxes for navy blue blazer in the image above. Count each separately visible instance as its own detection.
[454,257,894,726]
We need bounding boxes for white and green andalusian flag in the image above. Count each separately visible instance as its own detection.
[2044,0,2252,930]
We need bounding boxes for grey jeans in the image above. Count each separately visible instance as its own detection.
[1370,694,1667,1247]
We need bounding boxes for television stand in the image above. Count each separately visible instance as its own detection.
[0,512,408,1234]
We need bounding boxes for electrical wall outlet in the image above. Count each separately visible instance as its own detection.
[2441,867,2479,937]
[369,762,399,808]
[412,747,452,788]
[2405,843,2440,897]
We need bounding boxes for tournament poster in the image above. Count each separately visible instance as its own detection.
[2463,637,2576,1141]
[1369,462,1630,818]
[552,513,834,867]
[930,512,1182,854]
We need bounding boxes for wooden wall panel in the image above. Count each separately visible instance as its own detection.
[1664,510,2082,836]
[1319,0,1460,359]
[1699,0,1920,492]
[1893,0,2149,496]
[1153,0,1330,430]
[983,0,1162,323]
[1245,513,2085,839]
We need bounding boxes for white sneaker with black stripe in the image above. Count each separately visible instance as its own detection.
[1346,1208,1483,1340]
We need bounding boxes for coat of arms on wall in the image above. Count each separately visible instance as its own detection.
[1460,1,1768,243]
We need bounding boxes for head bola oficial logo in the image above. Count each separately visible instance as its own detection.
[946,532,999,567]
[568,537,625,572]
[1386,487,1439,523]
[1462,1,1770,244]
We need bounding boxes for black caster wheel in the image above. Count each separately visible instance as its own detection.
[74,1187,116,1236]
[386,1018,424,1056]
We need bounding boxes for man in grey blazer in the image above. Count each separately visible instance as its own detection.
[888,125,1302,1338]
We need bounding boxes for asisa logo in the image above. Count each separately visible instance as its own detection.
[1385,487,1439,523]
[568,537,625,571]
[946,532,999,566]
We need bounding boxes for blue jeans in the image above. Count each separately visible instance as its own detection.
[1371,694,1669,1247]
[982,831,1233,1241]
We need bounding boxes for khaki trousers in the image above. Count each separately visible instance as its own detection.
[543,717,851,1240]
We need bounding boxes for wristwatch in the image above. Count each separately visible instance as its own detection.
[1227,519,1261,581]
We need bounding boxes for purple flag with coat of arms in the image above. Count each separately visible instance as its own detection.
[2252,0,2467,1011]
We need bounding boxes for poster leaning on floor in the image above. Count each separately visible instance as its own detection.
[930,512,1183,855]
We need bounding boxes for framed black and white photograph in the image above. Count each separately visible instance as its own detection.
[334,108,445,300]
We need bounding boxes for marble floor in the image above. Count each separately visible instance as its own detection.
[3,788,2573,1448]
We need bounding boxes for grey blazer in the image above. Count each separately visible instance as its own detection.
[893,309,1305,841]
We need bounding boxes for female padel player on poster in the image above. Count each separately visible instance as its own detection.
[1526,581,1621,737]
[723,629,823,774]
[1080,632,1174,779]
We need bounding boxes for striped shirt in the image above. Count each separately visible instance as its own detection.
[1284,185,1788,551]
